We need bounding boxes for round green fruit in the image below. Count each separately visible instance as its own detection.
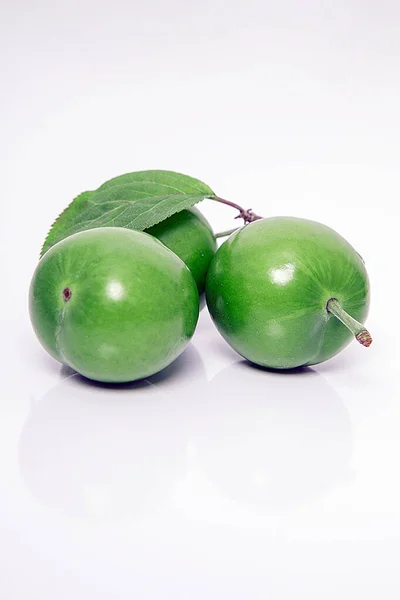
[30,227,199,382]
[206,217,371,369]
[145,208,216,293]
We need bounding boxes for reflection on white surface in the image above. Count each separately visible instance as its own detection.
[18,345,206,521]
[6,307,400,599]
[19,343,354,520]
[269,263,295,286]
[191,362,353,511]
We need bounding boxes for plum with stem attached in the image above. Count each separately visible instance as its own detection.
[206,217,372,369]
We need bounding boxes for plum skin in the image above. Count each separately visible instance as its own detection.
[30,227,199,382]
[145,207,216,294]
[206,217,370,369]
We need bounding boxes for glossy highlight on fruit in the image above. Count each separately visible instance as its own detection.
[206,217,370,369]
[30,227,199,382]
[145,208,216,293]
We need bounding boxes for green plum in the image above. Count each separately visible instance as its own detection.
[145,207,216,293]
[30,227,199,382]
[206,217,372,369]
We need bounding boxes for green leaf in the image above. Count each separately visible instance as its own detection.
[41,170,216,257]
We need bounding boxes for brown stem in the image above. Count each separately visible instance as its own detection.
[212,196,263,224]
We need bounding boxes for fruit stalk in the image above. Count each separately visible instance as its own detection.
[327,298,372,347]
[215,227,240,239]
[212,196,262,224]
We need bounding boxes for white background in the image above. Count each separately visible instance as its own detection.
[1,1,400,598]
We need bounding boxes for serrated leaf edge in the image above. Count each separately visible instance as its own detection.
[40,191,94,257]
[40,171,216,257]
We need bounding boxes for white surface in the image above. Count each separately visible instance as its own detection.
[1,1,400,598]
